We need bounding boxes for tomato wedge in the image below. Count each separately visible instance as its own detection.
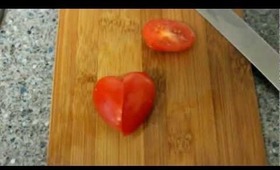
[93,72,156,135]
[142,19,195,52]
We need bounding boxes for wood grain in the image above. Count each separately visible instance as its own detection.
[47,9,267,165]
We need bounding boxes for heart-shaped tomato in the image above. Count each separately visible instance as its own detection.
[93,72,156,135]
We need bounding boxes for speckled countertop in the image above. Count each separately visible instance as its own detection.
[0,9,279,166]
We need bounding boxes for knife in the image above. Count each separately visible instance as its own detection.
[196,9,279,91]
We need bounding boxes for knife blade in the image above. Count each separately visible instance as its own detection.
[196,9,279,91]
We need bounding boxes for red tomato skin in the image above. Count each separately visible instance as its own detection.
[142,19,195,52]
[122,72,156,135]
[93,76,124,131]
[93,72,156,135]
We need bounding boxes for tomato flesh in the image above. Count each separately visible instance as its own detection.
[142,19,195,52]
[93,72,156,135]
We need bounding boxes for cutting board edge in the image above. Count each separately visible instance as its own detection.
[47,10,65,165]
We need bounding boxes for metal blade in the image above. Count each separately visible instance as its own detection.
[196,9,279,91]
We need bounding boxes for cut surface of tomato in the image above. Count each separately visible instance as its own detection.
[93,72,156,135]
[142,19,195,52]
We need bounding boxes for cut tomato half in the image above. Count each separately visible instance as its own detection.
[142,19,195,52]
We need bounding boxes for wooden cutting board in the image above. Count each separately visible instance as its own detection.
[47,9,267,165]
